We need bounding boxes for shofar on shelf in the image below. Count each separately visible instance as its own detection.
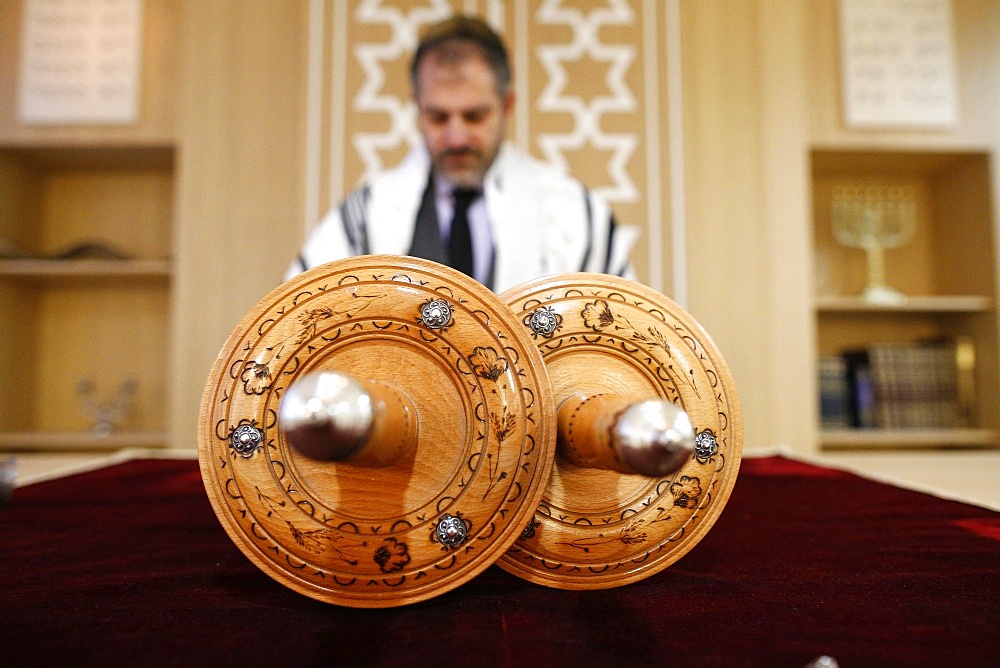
[198,256,556,608]
[498,274,743,590]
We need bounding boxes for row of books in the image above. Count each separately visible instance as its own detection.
[819,339,976,430]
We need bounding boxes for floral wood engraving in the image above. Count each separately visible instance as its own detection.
[467,346,514,502]
[581,299,701,399]
[238,290,386,396]
[373,538,411,573]
[557,517,650,553]
[255,486,369,565]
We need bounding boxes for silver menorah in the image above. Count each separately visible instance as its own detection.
[831,183,917,305]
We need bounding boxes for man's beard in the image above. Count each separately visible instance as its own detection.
[434,147,489,187]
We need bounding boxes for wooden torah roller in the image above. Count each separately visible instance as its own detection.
[497,273,743,589]
[197,256,556,607]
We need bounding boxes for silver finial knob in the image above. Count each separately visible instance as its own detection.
[612,400,695,477]
[557,394,694,477]
[279,371,374,461]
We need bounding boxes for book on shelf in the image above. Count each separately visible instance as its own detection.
[818,338,974,430]
[818,355,851,428]
[845,350,877,428]
[818,351,876,429]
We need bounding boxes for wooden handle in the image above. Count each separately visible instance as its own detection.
[279,371,417,467]
[557,393,694,477]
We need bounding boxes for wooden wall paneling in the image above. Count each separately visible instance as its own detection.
[35,283,170,433]
[680,1,813,452]
[756,1,815,453]
[170,1,309,449]
[807,0,1000,149]
[0,155,40,432]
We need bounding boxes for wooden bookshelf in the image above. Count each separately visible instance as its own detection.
[0,431,170,452]
[812,148,999,450]
[0,146,175,448]
[0,258,171,281]
[815,295,994,313]
[820,428,999,450]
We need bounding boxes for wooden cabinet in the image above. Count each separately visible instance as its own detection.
[0,146,174,450]
[812,148,999,449]
[0,0,179,451]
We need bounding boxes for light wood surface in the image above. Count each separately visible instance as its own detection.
[198,256,555,607]
[499,273,743,589]
[0,259,171,280]
[820,428,998,449]
[815,295,994,313]
[811,147,999,444]
[0,144,175,438]
[0,432,169,451]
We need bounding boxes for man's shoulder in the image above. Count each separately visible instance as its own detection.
[370,145,430,186]
[495,144,587,192]
[335,146,428,203]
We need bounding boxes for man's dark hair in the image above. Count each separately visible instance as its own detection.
[410,15,511,97]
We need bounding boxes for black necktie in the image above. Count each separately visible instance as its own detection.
[448,188,479,278]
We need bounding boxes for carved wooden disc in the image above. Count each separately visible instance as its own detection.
[198,256,555,607]
[498,273,743,589]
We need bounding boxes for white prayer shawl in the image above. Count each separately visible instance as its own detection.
[287,142,638,293]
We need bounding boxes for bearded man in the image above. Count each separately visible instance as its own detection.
[287,15,636,292]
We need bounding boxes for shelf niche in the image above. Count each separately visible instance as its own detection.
[811,148,999,450]
[0,145,174,445]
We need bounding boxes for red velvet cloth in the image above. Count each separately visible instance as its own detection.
[2,456,998,666]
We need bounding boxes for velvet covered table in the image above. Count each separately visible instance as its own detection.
[2,455,998,666]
